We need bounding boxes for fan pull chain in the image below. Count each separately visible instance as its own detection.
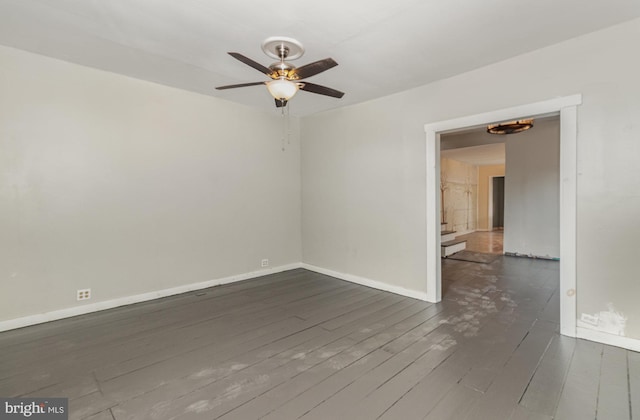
[281,105,286,151]
[287,103,291,147]
[281,103,291,151]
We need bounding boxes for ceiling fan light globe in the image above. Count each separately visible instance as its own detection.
[267,79,298,100]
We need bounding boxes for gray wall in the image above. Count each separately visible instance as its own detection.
[0,45,301,322]
[301,18,640,340]
[3,18,640,345]
[504,119,560,258]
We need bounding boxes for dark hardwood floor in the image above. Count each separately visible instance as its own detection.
[1,260,637,419]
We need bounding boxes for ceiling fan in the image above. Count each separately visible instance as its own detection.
[216,37,344,108]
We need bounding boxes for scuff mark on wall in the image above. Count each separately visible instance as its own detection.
[578,303,627,336]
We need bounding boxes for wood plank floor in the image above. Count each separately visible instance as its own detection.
[456,230,504,254]
[1,258,638,419]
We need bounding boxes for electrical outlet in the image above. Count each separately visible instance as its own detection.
[77,288,91,301]
[261,259,269,268]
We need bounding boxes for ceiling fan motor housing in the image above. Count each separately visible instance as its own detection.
[269,61,298,80]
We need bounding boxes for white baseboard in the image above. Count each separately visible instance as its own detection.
[10,262,635,353]
[0,263,303,332]
[504,251,560,261]
[576,327,640,352]
[301,263,428,302]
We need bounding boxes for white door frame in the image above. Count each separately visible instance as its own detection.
[425,95,581,337]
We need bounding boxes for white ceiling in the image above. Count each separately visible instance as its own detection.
[441,143,505,166]
[1,0,639,116]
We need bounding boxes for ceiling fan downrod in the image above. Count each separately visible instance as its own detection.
[276,44,290,61]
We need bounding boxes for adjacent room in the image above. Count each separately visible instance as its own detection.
[439,115,560,263]
[2,1,640,419]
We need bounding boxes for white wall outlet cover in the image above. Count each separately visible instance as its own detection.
[77,289,91,301]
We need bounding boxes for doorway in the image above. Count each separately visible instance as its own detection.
[424,95,581,337]
[491,176,505,230]
[440,140,504,255]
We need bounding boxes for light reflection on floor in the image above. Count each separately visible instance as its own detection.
[456,230,503,254]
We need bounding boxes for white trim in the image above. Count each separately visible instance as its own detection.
[302,263,429,301]
[0,263,302,332]
[559,105,578,337]
[425,95,582,134]
[577,327,640,352]
[442,241,467,257]
[424,95,582,340]
[426,132,442,302]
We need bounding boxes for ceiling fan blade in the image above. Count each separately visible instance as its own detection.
[292,58,338,79]
[216,81,266,90]
[275,99,288,108]
[299,82,344,98]
[228,52,274,76]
